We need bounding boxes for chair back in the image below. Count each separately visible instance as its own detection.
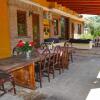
[53,46,61,63]
[40,54,50,71]
[40,42,48,50]
[53,45,61,53]
[61,47,68,59]
[42,48,50,56]
[12,47,19,56]
[64,40,72,48]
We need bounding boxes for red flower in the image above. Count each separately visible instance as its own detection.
[17,40,24,47]
[29,41,36,46]
[29,41,33,46]
[16,40,35,52]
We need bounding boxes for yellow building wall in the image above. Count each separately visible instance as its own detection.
[32,0,50,7]
[0,0,11,59]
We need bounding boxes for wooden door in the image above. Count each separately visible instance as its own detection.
[32,14,40,47]
[61,17,69,39]
[65,18,70,40]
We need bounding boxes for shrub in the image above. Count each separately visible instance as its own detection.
[80,33,93,39]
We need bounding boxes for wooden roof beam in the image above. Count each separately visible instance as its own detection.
[66,8,100,10]
[77,11,100,15]
[70,9,100,14]
[47,0,100,3]
[70,8,100,11]
[60,3,100,6]
[63,5,100,8]
[46,0,100,15]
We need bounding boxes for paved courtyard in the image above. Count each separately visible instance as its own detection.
[1,48,100,100]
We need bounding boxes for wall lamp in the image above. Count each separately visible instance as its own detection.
[29,11,33,16]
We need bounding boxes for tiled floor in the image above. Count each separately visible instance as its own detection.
[37,55,100,100]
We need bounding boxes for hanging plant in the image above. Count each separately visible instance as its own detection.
[44,27,49,35]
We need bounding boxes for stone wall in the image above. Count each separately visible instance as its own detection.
[8,0,44,50]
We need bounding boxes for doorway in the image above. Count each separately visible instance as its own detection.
[65,18,70,39]
[32,14,40,47]
[61,17,69,39]
[71,23,75,38]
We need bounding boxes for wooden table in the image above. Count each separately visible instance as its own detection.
[0,53,42,89]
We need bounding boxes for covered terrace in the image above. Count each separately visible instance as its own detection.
[0,0,100,100]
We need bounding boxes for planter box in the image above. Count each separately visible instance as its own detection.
[69,39,93,49]
[69,39,91,43]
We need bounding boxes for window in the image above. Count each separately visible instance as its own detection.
[17,10,27,36]
[61,17,66,38]
[71,23,74,34]
[80,24,82,34]
[78,24,81,34]
[43,11,47,19]
[54,19,58,35]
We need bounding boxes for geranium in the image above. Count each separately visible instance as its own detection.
[16,40,35,52]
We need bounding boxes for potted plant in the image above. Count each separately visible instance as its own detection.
[16,40,35,58]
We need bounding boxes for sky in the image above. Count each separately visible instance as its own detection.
[82,14,97,18]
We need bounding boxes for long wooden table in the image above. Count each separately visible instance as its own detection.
[0,53,42,89]
[0,47,69,89]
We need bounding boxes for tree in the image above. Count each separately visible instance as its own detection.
[85,15,100,38]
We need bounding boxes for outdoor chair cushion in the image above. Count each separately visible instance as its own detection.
[44,38,60,43]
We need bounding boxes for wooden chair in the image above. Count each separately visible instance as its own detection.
[35,54,50,88]
[64,40,73,62]
[42,48,55,79]
[60,47,69,70]
[42,48,50,56]
[0,70,16,96]
[40,42,48,50]
[49,53,55,79]
[12,47,24,56]
[13,47,19,56]
[35,61,42,88]
[53,46,62,74]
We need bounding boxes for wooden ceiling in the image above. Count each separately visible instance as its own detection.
[47,0,100,15]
